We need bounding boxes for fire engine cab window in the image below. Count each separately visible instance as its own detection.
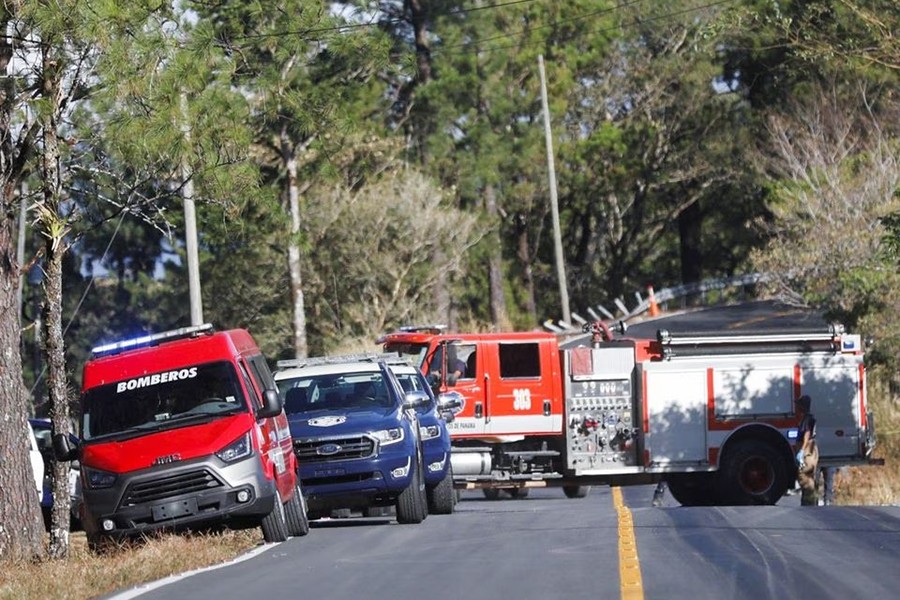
[428,344,476,379]
[499,343,541,378]
[81,361,246,440]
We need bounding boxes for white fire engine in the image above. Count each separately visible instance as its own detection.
[380,322,878,505]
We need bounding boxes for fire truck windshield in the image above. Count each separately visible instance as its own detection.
[382,342,429,368]
[82,361,247,441]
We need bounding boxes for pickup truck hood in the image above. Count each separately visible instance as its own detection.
[287,406,401,439]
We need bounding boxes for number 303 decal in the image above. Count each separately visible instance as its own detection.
[512,388,532,410]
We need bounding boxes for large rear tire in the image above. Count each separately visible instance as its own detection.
[284,484,310,537]
[396,459,427,524]
[261,490,290,543]
[427,466,456,514]
[666,473,717,506]
[716,440,790,505]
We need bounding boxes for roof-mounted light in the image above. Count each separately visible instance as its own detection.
[91,323,215,358]
[276,351,409,370]
[398,324,447,334]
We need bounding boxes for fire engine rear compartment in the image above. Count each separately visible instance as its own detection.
[453,326,873,505]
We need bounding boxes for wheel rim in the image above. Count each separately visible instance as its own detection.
[739,456,774,494]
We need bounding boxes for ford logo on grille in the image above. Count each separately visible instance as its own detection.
[152,453,181,466]
[317,443,342,456]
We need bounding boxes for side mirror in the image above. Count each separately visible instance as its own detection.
[257,389,283,419]
[52,433,78,462]
[437,391,464,418]
[403,390,430,410]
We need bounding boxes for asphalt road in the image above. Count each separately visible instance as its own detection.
[627,299,831,337]
[118,487,900,600]
[113,301,892,600]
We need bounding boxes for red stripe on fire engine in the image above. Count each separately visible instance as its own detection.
[859,363,867,428]
[706,368,719,430]
[642,369,649,433]
[708,447,719,466]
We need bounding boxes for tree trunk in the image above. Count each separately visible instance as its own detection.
[0,205,46,562]
[0,1,46,562]
[484,184,509,329]
[515,216,537,325]
[42,241,73,558]
[282,127,308,358]
[678,199,703,284]
[40,44,72,559]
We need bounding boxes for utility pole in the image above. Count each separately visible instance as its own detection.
[181,94,203,326]
[538,54,570,323]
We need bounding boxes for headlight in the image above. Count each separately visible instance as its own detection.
[216,432,252,463]
[371,427,404,445]
[83,467,117,490]
[419,425,441,440]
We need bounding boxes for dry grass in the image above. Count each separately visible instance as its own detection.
[835,370,900,506]
[0,528,262,600]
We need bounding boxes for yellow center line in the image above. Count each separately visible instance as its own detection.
[613,486,645,600]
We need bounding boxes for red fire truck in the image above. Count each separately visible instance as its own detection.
[378,321,877,505]
[55,324,308,550]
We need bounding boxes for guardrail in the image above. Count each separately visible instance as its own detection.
[543,273,769,333]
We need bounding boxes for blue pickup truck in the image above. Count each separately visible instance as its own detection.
[386,361,456,514]
[275,356,437,523]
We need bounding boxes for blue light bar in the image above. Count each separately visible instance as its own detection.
[91,323,215,357]
[276,352,407,370]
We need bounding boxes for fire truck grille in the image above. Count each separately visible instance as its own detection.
[294,437,376,462]
[121,469,223,507]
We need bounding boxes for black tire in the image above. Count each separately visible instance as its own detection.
[666,473,717,506]
[563,485,591,499]
[261,490,290,543]
[482,488,501,500]
[396,459,427,524]
[86,533,112,555]
[284,484,310,537]
[427,466,456,514]
[716,440,790,505]
[508,487,530,499]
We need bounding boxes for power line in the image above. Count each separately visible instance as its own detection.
[436,0,648,52]
[233,0,546,40]
[30,210,128,397]
[434,0,739,57]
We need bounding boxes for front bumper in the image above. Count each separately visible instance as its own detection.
[422,448,450,486]
[81,453,276,540]
[296,436,416,505]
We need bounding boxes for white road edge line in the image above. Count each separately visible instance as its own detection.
[104,541,284,600]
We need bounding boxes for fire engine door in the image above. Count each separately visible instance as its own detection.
[439,341,489,438]
[800,360,863,459]
[641,362,708,465]
[482,341,561,438]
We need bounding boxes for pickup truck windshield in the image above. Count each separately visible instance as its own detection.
[279,372,394,414]
[82,361,247,441]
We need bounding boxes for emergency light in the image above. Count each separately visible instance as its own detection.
[91,323,214,357]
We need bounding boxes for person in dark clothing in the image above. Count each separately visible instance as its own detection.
[820,466,842,506]
[794,394,819,506]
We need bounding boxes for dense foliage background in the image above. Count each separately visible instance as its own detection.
[1,0,897,559]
